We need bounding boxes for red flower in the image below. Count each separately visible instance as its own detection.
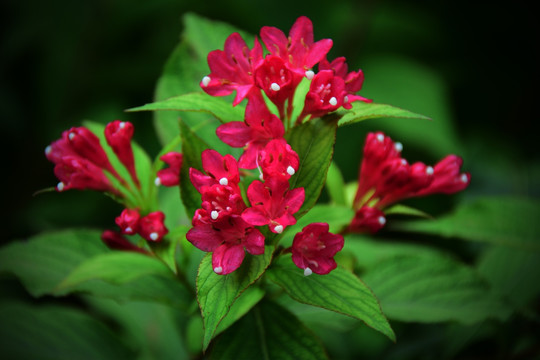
[299,70,347,120]
[156,152,183,187]
[186,215,265,275]
[101,230,148,254]
[199,184,247,222]
[260,16,333,77]
[348,206,386,234]
[53,156,118,194]
[189,149,241,193]
[291,222,344,275]
[115,208,141,235]
[242,178,304,234]
[258,139,300,181]
[104,120,139,186]
[201,33,263,106]
[138,211,168,242]
[216,96,285,169]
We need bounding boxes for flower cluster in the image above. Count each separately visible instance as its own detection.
[350,132,471,233]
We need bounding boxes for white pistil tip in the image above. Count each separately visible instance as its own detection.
[378,216,386,225]
[460,174,469,183]
[214,266,223,274]
[286,166,295,176]
[68,133,75,141]
[150,232,159,241]
[401,159,408,165]
[202,76,211,87]
[426,166,434,175]
[125,227,132,233]
[219,177,228,186]
[211,210,219,220]
[305,70,315,80]
[119,121,126,129]
[45,145,52,156]
[304,267,313,276]
[329,97,338,106]
[394,142,403,152]
[270,82,281,91]
[376,134,384,142]
[274,225,284,234]
[154,177,161,186]
[259,173,264,180]
[344,96,349,104]
[57,182,65,192]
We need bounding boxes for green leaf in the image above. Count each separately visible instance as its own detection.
[0,301,133,360]
[209,299,329,360]
[393,196,540,251]
[179,118,210,218]
[128,92,245,124]
[214,286,265,337]
[266,256,395,342]
[286,116,338,217]
[57,252,174,289]
[325,162,347,206]
[362,254,511,324]
[0,229,108,297]
[197,246,273,351]
[337,101,430,127]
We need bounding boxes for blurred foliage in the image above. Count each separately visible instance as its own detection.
[1,0,539,359]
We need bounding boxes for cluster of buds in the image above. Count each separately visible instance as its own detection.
[349,132,471,233]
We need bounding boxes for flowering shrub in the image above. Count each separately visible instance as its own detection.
[1,13,538,360]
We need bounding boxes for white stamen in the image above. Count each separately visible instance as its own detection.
[45,145,52,156]
[211,210,219,220]
[202,76,211,87]
[460,174,469,183]
[274,225,284,234]
[57,182,65,192]
[119,121,126,129]
[286,166,295,176]
[214,266,223,274]
[401,159,408,165]
[426,166,434,175]
[305,70,315,80]
[394,142,403,152]
[344,96,349,104]
[68,132,75,141]
[219,177,228,186]
[270,82,281,91]
[329,97,338,106]
[154,177,161,186]
[125,226,133,233]
[259,173,264,180]
[150,232,159,241]
[378,216,386,225]
[376,133,384,142]
[304,267,313,276]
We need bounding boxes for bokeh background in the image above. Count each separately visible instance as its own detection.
[2,0,538,242]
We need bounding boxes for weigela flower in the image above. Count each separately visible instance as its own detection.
[189,149,241,193]
[260,16,333,77]
[199,184,247,222]
[291,222,344,275]
[101,230,148,254]
[350,132,470,233]
[53,156,118,194]
[258,139,300,181]
[115,208,141,235]
[104,120,139,186]
[216,96,285,169]
[138,211,168,242]
[186,215,265,275]
[156,152,183,187]
[200,32,263,106]
[299,70,348,120]
[242,178,305,234]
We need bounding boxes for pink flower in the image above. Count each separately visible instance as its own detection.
[319,57,372,108]
[216,96,285,169]
[115,208,140,235]
[138,211,168,242]
[291,222,344,275]
[348,206,386,234]
[415,155,471,196]
[104,120,139,186]
[53,156,118,194]
[186,215,265,275]
[101,230,148,254]
[189,149,240,193]
[260,16,333,77]
[258,139,300,181]
[299,70,347,120]
[201,33,263,106]
[156,152,183,187]
[242,178,305,234]
[199,184,247,222]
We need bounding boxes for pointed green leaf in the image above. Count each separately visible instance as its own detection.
[393,196,540,251]
[362,254,511,324]
[325,162,347,206]
[210,299,329,360]
[128,92,245,124]
[266,256,395,342]
[197,246,273,351]
[214,286,265,338]
[337,101,430,127]
[286,116,338,217]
